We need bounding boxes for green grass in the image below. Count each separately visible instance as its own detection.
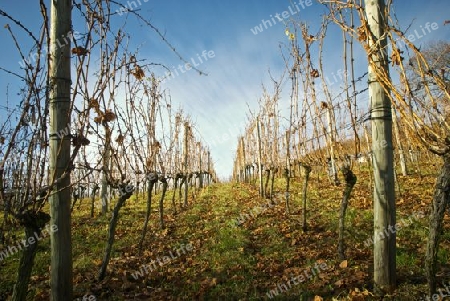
[0,160,448,300]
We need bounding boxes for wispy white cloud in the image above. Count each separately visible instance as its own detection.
[158,28,289,178]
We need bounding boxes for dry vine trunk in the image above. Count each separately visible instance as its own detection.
[338,167,357,260]
[301,164,312,232]
[179,175,185,207]
[139,174,157,252]
[12,211,50,301]
[392,107,407,176]
[70,188,79,212]
[172,175,182,214]
[270,167,276,202]
[183,174,189,207]
[159,177,168,229]
[425,153,450,298]
[98,184,134,280]
[284,167,290,214]
[90,184,99,218]
[264,169,270,198]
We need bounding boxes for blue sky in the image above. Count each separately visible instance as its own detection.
[0,0,449,179]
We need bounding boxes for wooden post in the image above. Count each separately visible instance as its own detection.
[256,116,264,197]
[285,130,291,214]
[183,122,189,207]
[326,105,339,185]
[207,150,211,186]
[49,0,73,299]
[363,123,373,190]
[101,127,111,215]
[241,137,247,183]
[198,142,203,189]
[365,0,396,294]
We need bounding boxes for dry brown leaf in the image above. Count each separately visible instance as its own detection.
[132,65,145,80]
[93,116,102,124]
[339,260,348,268]
[71,46,89,56]
[334,279,344,287]
[390,49,404,66]
[103,110,117,122]
[115,134,124,144]
[310,69,320,78]
[72,135,90,146]
[88,98,99,110]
